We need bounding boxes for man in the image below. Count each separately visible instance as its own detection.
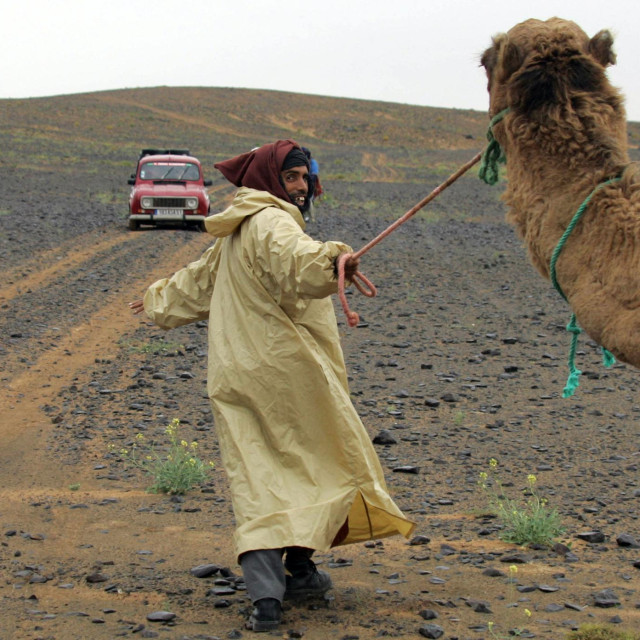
[130,139,414,632]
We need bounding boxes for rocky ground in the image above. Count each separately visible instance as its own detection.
[2,93,640,639]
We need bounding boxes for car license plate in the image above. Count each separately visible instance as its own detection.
[154,209,182,218]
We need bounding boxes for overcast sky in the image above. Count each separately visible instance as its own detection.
[3,0,640,121]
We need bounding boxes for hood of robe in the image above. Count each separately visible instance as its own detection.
[205,187,305,238]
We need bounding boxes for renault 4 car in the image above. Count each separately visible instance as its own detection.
[128,149,212,230]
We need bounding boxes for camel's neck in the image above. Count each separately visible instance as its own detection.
[499,106,630,279]
[501,104,629,213]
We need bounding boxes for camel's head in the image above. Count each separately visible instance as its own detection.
[480,17,616,117]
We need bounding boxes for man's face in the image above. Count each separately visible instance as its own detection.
[280,165,309,209]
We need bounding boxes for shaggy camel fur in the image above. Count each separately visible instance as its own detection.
[481,17,640,369]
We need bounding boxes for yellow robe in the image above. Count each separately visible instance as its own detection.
[144,187,415,558]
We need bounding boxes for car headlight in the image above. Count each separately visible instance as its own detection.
[141,196,153,209]
[185,197,199,210]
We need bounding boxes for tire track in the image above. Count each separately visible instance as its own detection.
[0,230,140,305]
[1,232,213,480]
[1,231,212,376]
[97,94,257,140]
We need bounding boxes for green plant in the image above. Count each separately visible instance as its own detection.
[478,458,565,546]
[487,613,532,638]
[110,418,214,494]
[567,625,640,640]
[485,565,533,638]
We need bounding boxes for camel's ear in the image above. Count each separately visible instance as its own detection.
[589,29,616,67]
[480,44,498,75]
[481,35,523,90]
[498,40,524,81]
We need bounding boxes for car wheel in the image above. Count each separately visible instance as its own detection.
[128,218,140,231]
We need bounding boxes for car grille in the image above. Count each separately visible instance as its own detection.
[151,197,187,208]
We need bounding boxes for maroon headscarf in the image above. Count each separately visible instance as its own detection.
[214,139,303,203]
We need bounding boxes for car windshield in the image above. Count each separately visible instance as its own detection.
[139,162,200,181]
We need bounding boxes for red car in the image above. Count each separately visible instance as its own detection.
[128,149,212,230]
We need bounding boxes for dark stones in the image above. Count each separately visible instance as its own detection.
[500,553,531,564]
[438,544,457,556]
[418,623,444,638]
[190,563,221,578]
[419,609,439,620]
[373,429,398,445]
[392,465,419,474]
[537,584,559,593]
[146,610,176,622]
[328,558,353,568]
[616,533,640,548]
[552,542,572,555]
[593,588,621,608]
[85,573,109,583]
[466,599,492,613]
[577,531,606,543]
[207,587,236,597]
[516,585,537,593]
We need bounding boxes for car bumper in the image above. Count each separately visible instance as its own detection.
[129,213,207,223]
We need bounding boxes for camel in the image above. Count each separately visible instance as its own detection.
[480,17,640,372]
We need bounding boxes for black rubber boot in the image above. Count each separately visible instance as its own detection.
[245,597,282,632]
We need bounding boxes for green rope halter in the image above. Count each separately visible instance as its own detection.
[479,108,510,185]
[549,178,620,397]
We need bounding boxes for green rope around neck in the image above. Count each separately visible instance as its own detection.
[549,177,621,397]
[479,108,510,185]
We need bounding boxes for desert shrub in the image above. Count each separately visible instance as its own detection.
[566,624,640,640]
[110,418,214,494]
[478,458,565,547]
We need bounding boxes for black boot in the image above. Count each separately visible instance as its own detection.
[284,548,332,600]
[245,597,282,632]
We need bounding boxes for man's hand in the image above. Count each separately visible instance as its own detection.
[342,255,360,282]
[129,299,145,315]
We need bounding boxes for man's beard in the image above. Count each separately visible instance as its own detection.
[295,195,310,214]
